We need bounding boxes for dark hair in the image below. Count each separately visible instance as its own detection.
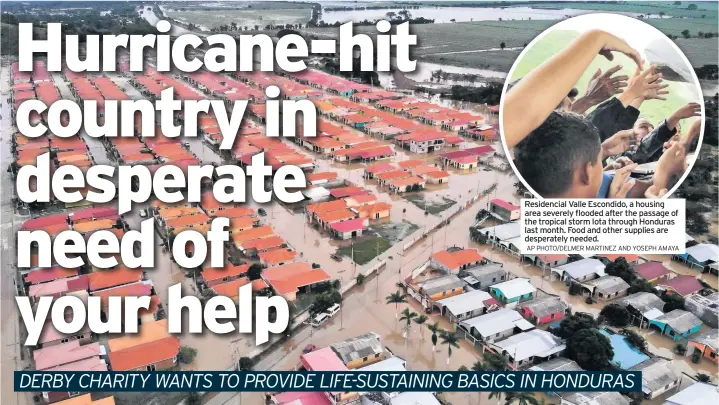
[513,111,602,197]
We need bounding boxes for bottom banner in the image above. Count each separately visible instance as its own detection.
[16,371,641,392]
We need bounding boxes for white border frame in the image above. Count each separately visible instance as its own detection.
[498,12,706,199]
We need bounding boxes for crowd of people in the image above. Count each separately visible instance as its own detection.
[503,29,703,199]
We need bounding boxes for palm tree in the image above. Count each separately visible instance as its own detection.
[414,314,428,340]
[471,361,486,404]
[399,308,418,349]
[440,331,460,365]
[427,321,442,352]
[483,351,509,371]
[489,391,504,405]
[696,373,712,383]
[385,291,407,319]
[504,392,539,405]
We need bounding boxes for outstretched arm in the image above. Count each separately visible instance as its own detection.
[503,30,642,149]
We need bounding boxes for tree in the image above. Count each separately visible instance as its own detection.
[552,315,599,339]
[440,331,460,365]
[566,329,614,370]
[483,351,509,370]
[356,274,365,285]
[414,314,428,340]
[629,279,656,294]
[687,3,697,10]
[505,392,539,405]
[599,304,631,327]
[659,11,665,18]
[500,42,506,50]
[695,373,711,383]
[675,343,687,355]
[662,294,686,312]
[400,308,418,353]
[386,291,407,320]
[309,291,341,316]
[179,346,198,363]
[605,258,635,283]
[681,29,691,39]
[427,321,442,352]
[620,329,647,351]
[239,356,253,370]
[247,263,264,280]
[568,282,582,296]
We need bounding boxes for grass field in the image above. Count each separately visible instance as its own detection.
[509,29,703,127]
[337,236,391,265]
[301,17,717,71]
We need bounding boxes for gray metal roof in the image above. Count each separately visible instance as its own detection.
[491,329,565,362]
[417,274,466,296]
[330,332,384,364]
[461,264,507,288]
[686,243,719,263]
[615,292,666,314]
[529,357,582,372]
[690,328,718,350]
[629,358,681,395]
[654,309,702,333]
[475,222,521,240]
[560,391,631,405]
[664,382,719,405]
[520,296,569,319]
[437,289,492,317]
[556,258,606,279]
[585,276,630,295]
[460,308,534,338]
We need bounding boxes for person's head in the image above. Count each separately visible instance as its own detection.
[633,118,654,139]
[514,111,603,198]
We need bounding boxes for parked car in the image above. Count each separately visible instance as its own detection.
[139,209,147,218]
[302,344,317,354]
[258,208,267,216]
[330,254,343,262]
[325,303,341,317]
[308,313,329,328]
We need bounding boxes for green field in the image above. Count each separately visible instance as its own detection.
[337,236,391,265]
[509,29,703,126]
[301,17,717,71]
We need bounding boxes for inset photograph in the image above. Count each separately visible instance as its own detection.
[500,13,704,199]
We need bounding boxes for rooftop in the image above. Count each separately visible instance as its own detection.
[108,336,180,371]
[432,248,483,271]
[529,357,582,372]
[560,391,631,405]
[634,261,671,280]
[329,218,368,233]
[301,347,348,371]
[629,357,681,395]
[108,320,169,352]
[653,309,702,333]
[615,292,666,314]
[490,278,536,299]
[34,341,104,370]
[330,332,383,365]
[519,296,569,319]
[262,262,332,296]
[460,308,534,338]
[664,382,719,405]
[491,329,565,363]
[685,243,719,263]
[659,275,703,296]
[437,289,493,317]
[556,259,606,280]
[416,274,466,296]
[202,263,250,283]
[585,276,630,295]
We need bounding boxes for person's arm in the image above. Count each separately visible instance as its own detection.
[653,143,688,191]
[503,30,642,149]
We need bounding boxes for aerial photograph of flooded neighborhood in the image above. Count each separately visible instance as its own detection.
[0,1,718,405]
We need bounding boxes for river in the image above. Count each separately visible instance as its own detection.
[319,6,654,24]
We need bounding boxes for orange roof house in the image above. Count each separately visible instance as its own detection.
[353,202,392,220]
[262,262,332,301]
[72,219,117,234]
[431,248,484,273]
[107,320,170,352]
[202,263,250,287]
[108,336,179,371]
[87,266,143,292]
[259,248,297,267]
[231,225,274,246]
[315,208,357,227]
[397,159,423,169]
[212,278,269,302]
[238,235,286,256]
